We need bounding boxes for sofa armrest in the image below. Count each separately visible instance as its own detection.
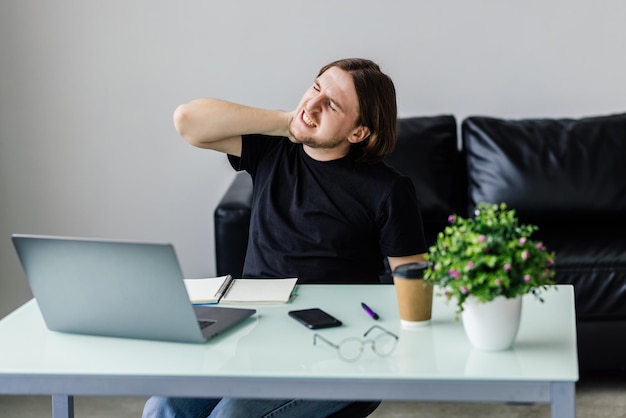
[214,172,252,277]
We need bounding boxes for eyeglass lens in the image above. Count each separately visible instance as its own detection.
[338,332,397,361]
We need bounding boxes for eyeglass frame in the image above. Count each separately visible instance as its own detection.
[313,325,399,361]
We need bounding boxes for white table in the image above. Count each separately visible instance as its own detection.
[0,284,578,418]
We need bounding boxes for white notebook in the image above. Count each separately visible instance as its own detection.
[184,275,297,305]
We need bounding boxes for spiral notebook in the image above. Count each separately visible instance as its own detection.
[184,275,297,305]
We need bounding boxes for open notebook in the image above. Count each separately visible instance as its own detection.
[184,275,298,305]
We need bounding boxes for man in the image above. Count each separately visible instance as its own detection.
[143,58,426,418]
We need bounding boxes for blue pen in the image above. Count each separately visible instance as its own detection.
[361,302,380,320]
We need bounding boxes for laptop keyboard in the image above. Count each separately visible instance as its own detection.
[198,320,216,330]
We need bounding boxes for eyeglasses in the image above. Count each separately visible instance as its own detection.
[313,325,399,361]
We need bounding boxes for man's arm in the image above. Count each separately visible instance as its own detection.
[388,254,427,274]
[173,98,294,156]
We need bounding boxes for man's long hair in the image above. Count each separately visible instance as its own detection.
[318,58,398,163]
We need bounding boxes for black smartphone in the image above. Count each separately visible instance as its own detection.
[288,308,342,329]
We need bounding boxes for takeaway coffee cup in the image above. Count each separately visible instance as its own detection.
[392,262,433,328]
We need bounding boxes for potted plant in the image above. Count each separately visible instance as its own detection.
[424,202,556,350]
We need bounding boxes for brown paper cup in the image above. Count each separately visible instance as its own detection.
[393,278,433,327]
[392,262,433,328]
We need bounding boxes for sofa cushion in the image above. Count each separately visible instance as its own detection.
[384,116,464,246]
[462,113,626,224]
[462,113,626,320]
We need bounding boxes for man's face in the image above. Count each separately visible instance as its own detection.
[289,66,368,158]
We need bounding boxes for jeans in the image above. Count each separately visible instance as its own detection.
[142,396,352,418]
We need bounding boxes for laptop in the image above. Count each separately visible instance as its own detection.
[11,234,256,343]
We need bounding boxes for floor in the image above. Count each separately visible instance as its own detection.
[1,372,624,417]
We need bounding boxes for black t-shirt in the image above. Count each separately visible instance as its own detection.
[228,134,426,284]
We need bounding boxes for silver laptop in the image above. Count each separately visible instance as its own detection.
[12,234,256,343]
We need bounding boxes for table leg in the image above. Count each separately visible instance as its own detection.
[550,382,576,418]
[52,395,74,418]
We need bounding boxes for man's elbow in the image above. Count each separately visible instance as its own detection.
[173,104,194,143]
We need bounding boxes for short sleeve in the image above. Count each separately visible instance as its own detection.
[379,176,427,257]
[228,134,283,178]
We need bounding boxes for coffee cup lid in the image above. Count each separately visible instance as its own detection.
[392,261,430,279]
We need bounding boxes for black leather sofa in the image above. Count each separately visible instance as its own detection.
[214,112,626,372]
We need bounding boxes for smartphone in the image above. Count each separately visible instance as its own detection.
[288,308,342,329]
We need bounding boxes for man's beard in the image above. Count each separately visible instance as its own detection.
[291,134,347,150]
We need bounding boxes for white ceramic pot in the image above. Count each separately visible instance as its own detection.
[461,295,522,351]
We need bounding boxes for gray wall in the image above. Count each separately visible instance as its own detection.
[1,1,625,318]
